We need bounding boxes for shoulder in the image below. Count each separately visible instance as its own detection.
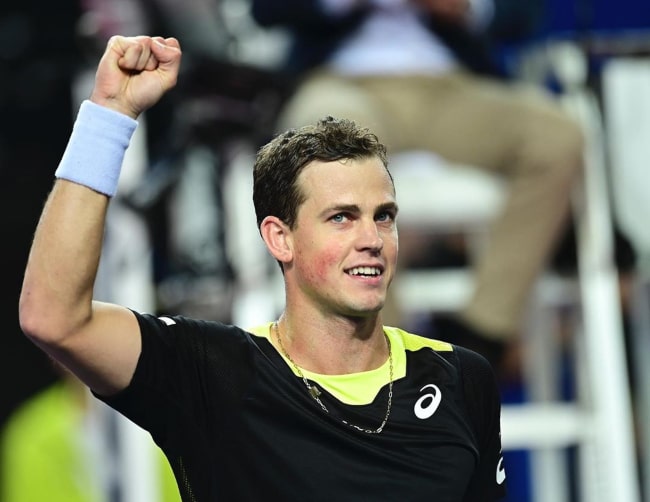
[454,344,498,384]
[384,325,454,353]
[134,311,248,339]
[390,325,493,372]
[385,325,499,399]
[132,311,264,362]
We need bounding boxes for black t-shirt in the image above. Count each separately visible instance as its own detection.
[97,312,507,501]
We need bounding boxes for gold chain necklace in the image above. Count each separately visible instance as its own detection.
[273,321,393,434]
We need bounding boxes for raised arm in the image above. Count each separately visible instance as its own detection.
[19,35,182,396]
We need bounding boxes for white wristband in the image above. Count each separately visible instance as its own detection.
[55,100,138,197]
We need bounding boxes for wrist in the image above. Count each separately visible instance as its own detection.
[89,94,139,120]
[54,100,138,197]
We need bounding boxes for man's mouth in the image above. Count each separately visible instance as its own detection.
[347,266,382,277]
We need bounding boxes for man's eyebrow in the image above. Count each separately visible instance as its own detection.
[377,202,399,214]
[318,202,399,218]
[319,204,361,218]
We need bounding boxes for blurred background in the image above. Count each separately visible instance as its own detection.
[1,0,650,501]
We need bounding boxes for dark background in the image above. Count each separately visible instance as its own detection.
[0,0,83,430]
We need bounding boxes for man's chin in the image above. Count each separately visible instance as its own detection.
[342,302,384,319]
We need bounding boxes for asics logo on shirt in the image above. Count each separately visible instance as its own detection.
[413,384,442,419]
[496,457,506,484]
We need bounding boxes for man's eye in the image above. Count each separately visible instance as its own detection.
[377,211,394,222]
[332,214,346,223]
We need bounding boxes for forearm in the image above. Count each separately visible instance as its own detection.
[20,179,110,343]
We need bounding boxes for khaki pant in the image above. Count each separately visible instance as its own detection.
[277,70,584,340]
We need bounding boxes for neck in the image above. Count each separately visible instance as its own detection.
[273,311,388,374]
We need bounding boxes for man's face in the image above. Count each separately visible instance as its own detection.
[286,156,398,318]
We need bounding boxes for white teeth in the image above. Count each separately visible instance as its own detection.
[348,267,381,276]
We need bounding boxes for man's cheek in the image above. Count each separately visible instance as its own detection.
[310,249,341,281]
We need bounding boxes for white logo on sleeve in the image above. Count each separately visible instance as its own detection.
[496,457,506,485]
[158,316,176,326]
[413,384,442,419]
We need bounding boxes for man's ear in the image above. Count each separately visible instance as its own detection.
[260,216,293,265]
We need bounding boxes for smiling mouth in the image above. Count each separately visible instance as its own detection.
[347,266,382,277]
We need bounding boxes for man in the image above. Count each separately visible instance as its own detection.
[19,35,506,500]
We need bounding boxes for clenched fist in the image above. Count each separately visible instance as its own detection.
[90,35,182,119]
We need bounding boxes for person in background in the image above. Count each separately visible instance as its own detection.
[250,0,585,374]
[0,365,181,502]
[19,35,506,500]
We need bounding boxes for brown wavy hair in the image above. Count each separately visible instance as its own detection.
[253,116,390,231]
